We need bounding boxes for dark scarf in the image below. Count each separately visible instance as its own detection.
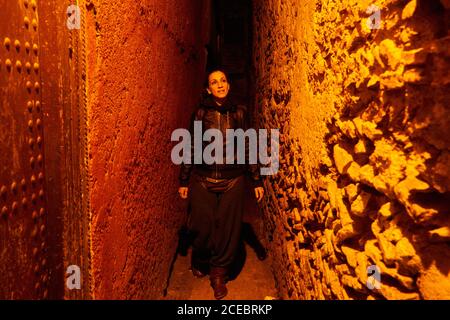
[200,94,236,114]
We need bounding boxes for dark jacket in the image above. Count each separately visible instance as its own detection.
[179,95,263,188]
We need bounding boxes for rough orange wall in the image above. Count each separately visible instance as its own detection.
[85,0,209,299]
[254,0,449,299]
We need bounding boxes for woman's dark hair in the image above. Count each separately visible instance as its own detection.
[203,67,230,89]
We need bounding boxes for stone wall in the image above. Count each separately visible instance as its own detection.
[85,0,210,299]
[253,0,449,299]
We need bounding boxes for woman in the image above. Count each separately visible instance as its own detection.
[178,69,264,299]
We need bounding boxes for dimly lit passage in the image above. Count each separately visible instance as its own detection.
[0,0,449,300]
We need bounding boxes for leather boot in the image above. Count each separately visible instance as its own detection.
[191,266,206,278]
[209,266,228,300]
[191,249,209,278]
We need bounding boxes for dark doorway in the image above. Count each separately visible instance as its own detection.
[206,0,253,107]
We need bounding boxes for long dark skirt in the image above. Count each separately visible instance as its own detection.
[188,173,245,269]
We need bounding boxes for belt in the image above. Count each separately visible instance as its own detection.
[194,167,245,180]
[205,177,223,183]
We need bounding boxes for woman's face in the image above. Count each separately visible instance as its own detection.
[207,71,230,99]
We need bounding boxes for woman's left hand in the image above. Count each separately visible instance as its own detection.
[254,187,264,202]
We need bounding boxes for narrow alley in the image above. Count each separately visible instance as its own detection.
[0,0,449,300]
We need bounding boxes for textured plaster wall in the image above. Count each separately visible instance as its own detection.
[85,0,210,299]
[253,0,449,299]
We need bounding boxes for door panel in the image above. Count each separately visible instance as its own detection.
[0,0,49,299]
[0,0,91,299]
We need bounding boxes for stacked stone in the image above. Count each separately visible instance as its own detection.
[254,0,449,300]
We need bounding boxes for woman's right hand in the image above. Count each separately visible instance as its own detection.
[178,187,189,199]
